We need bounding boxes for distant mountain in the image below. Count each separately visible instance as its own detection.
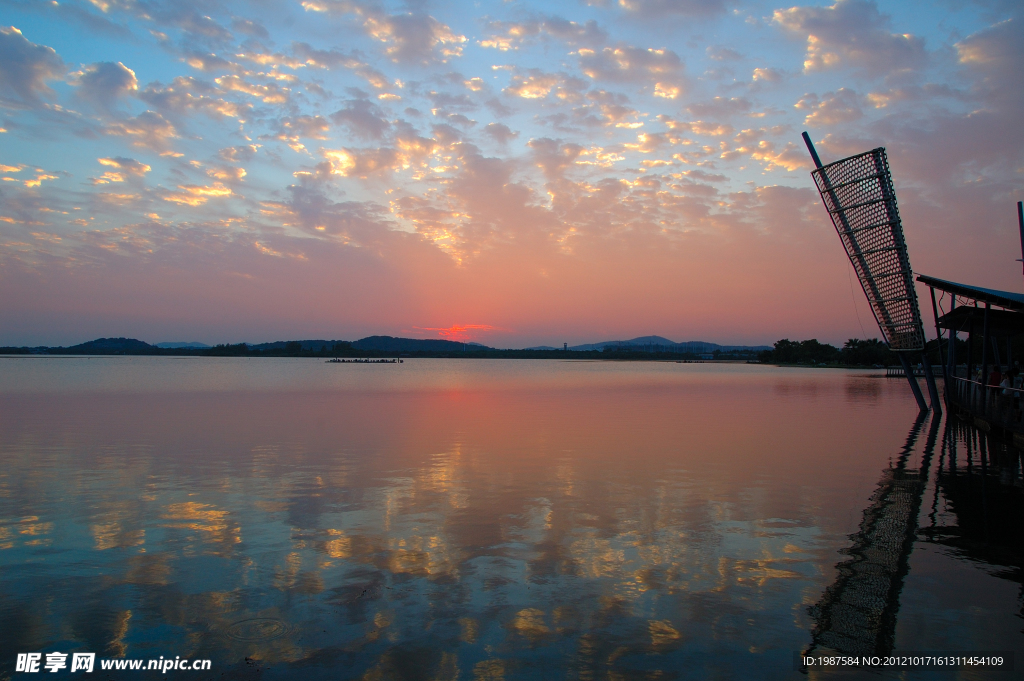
[569,335,674,351]
[568,336,771,353]
[352,336,494,352]
[63,337,155,354]
[26,335,769,356]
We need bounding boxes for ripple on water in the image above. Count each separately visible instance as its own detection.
[225,618,288,641]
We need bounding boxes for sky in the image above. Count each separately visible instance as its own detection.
[0,0,1021,348]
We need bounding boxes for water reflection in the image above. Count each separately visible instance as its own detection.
[926,421,1023,603]
[807,411,1024,665]
[0,360,1021,679]
[807,412,939,657]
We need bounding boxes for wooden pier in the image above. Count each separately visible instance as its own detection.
[946,374,1024,446]
[885,365,924,378]
[918,269,1024,444]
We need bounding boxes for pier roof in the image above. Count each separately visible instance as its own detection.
[916,275,1024,312]
[935,306,1024,335]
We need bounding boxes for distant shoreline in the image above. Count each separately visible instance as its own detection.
[0,351,756,361]
[0,354,892,369]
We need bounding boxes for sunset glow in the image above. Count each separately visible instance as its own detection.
[414,324,501,342]
[1,1,1021,346]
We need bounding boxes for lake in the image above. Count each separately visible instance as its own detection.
[0,358,1020,679]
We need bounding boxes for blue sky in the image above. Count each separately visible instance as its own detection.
[1,0,1021,346]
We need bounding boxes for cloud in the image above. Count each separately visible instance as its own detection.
[485,97,513,118]
[218,145,260,163]
[271,115,330,151]
[484,122,517,145]
[426,89,477,113]
[504,71,560,100]
[365,13,466,64]
[214,74,289,104]
[147,3,234,47]
[706,46,743,61]
[183,51,239,73]
[105,110,178,151]
[752,67,784,83]
[773,0,926,77]
[91,156,151,184]
[858,17,1024,199]
[955,17,1022,108]
[71,61,138,113]
[0,26,65,107]
[289,42,357,69]
[330,98,391,139]
[230,17,269,40]
[584,89,638,126]
[796,88,863,127]
[479,16,606,51]
[2,0,1019,349]
[0,0,133,38]
[139,76,253,120]
[864,84,964,109]
[687,96,752,118]
[576,44,685,96]
[206,165,246,182]
[163,182,233,207]
[302,2,465,65]
[722,128,810,172]
[594,0,730,19]
[528,138,586,180]
[319,147,400,178]
[287,42,395,91]
[658,116,732,137]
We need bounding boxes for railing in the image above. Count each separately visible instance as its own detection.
[946,375,1024,435]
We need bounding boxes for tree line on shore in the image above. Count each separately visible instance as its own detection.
[758,338,896,366]
[3,336,922,366]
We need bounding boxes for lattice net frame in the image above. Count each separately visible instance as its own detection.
[812,148,925,352]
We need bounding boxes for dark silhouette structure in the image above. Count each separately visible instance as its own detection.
[802,132,939,412]
[807,414,1024,659]
[806,412,939,656]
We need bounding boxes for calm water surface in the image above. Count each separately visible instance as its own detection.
[0,358,1020,680]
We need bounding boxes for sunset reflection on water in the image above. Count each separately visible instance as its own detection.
[0,359,1020,679]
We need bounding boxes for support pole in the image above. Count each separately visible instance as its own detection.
[899,353,928,412]
[922,353,941,413]
[966,311,974,382]
[980,303,990,410]
[947,296,957,379]
[802,131,824,169]
[1018,201,1023,279]
[929,286,948,384]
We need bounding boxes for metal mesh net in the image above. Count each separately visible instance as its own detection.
[812,148,925,352]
